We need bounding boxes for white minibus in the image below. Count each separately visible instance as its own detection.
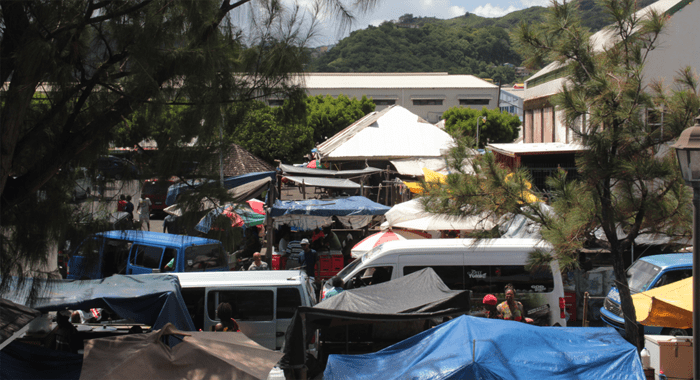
[169,270,317,351]
[324,238,567,326]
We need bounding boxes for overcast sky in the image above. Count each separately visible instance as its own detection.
[304,0,551,46]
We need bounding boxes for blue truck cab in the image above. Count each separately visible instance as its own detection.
[600,253,692,336]
[67,230,228,279]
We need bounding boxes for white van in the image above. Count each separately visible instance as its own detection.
[170,270,317,351]
[324,238,567,326]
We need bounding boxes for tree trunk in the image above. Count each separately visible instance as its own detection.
[611,249,642,351]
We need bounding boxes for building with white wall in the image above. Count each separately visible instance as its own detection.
[283,73,499,124]
[522,0,700,144]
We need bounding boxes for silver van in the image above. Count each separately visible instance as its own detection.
[325,238,567,326]
[170,270,317,351]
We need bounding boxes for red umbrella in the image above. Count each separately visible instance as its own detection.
[351,230,428,258]
[246,199,265,215]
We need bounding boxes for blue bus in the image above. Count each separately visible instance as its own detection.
[67,230,227,279]
[600,253,692,336]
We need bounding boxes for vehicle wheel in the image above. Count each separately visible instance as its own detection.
[661,327,691,336]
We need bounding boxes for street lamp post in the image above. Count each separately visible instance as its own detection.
[671,111,700,380]
[476,116,486,150]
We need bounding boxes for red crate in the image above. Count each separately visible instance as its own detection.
[564,291,577,322]
[271,255,287,271]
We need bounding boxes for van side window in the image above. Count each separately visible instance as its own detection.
[185,244,226,271]
[103,239,132,277]
[207,290,274,321]
[403,266,465,289]
[350,266,393,288]
[181,287,206,330]
[130,245,164,269]
[161,248,177,271]
[277,288,302,319]
[655,269,692,287]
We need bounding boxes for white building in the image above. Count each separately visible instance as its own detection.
[286,73,499,124]
[522,0,700,143]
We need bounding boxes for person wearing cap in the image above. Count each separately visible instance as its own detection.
[482,294,501,319]
[299,238,318,280]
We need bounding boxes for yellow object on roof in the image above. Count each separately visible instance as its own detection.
[633,276,693,329]
[504,173,541,204]
[403,168,448,194]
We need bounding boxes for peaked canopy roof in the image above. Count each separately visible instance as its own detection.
[317,105,455,161]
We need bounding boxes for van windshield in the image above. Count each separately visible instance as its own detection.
[336,257,363,279]
[626,260,661,293]
[184,244,226,271]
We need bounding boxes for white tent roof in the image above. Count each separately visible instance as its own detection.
[317,105,455,161]
[381,198,497,231]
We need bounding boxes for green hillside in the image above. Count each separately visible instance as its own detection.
[307,0,657,82]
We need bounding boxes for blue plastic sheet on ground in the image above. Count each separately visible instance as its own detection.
[323,315,644,380]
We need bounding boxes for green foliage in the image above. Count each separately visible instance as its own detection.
[307,94,375,144]
[442,107,521,148]
[0,0,378,290]
[228,94,375,164]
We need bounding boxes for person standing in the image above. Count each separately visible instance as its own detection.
[496,284,534,323]
[214,303,240,332]
[124,195,135,221]
[299,238,318,280]
[117,194,127,211]
[137,196,152,231]
[248,252,269,271]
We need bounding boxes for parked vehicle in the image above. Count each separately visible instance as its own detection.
[169,270,317,352]
[142,177,176,214]
[97,155,139,179]
[326,238,567,326]
[600,252,692,336]
[66,230,227,280]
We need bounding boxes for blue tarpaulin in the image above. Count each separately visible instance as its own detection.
[270,196,390,217]
[323,315,645,380]
[2,275,195,332]
[270,196,391,231]
[165,171,276,206]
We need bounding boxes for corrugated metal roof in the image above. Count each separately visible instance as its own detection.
[300,73,498,89]
[283,176,361,189]
[488,142,586,157]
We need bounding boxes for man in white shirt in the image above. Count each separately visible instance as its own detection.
[137,196,152,231]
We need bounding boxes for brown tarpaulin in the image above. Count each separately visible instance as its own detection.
[80,323,282,380]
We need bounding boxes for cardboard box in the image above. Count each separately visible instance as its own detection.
[644,335,693,380]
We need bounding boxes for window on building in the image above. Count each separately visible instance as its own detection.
[373,99,396,106]
[460,99,490,105]
[268,99,285,107]
[413,99,443,106]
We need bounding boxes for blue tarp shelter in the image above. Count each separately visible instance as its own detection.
[1,275,195,332]
[270,196,391,230]
[165,171,276,206]
[0,275,195,380]
[323,315,645,380]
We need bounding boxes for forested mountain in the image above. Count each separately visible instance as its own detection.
[307,0,656,82]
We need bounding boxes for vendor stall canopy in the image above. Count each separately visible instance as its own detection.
[165,171,275,206]
[271,196,390,231]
